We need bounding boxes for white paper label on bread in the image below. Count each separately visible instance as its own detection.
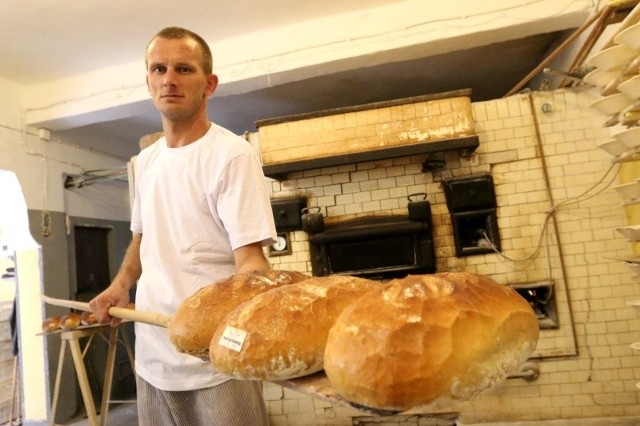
[208,275,379,380]
[219,326,247,352]
[169,270,309,358]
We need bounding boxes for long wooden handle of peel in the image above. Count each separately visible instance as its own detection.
[41,294,171,328]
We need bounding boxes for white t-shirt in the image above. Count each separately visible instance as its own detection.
[130,123,277,391]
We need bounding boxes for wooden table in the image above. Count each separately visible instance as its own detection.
[47,324,134,426]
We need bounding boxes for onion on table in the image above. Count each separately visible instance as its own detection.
[40,294,169,333]
[59,312,82,330]
[322,272,540,412]
[80,311,98,326]
[41,316,61,332]
[42,311,96,332]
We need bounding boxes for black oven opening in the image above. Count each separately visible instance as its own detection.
[307,215,435,279]
[327,235,419,276]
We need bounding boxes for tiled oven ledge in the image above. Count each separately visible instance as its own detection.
[255,89,472,127]
[262,135,479,180]
[256,89,477,180]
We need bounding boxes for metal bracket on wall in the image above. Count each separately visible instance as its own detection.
[421,159,446,172]
[507,361,540,382]
[41,211,51,237]
[505,0,640,95]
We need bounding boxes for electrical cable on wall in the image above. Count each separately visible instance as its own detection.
[63,167,128,189]
[23,83,145,115]
[10,117,117,170]
[41,134,51,237]
[480,160,621,263]
[18,83,146,167]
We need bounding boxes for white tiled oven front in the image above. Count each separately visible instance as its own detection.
[258,89,640,424]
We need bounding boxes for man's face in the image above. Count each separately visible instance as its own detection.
[145,37,217,122]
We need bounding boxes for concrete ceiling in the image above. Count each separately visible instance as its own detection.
[2,1,599,161]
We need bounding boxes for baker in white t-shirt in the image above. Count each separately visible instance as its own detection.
[90,27,277,426]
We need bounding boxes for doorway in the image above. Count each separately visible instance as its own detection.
[74,226,111,301]
[71,224,136,405]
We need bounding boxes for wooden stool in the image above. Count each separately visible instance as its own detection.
[49,324,134,426]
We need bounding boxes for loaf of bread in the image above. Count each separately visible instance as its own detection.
[42,316,61,332]
[60,312,82,330]
[169,269,309,358]
[209,275,378,380]
[323,272,539,412]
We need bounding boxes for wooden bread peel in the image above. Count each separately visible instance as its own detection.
[40,294,172,328]
[39,294,452,417]
[42,269,540,420]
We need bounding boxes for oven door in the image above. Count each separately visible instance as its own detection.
[308,216,435,279]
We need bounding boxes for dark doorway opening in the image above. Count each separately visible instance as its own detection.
[74,226,111,299]
[72,225,136,404]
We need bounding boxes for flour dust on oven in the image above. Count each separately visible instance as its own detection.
[304,194,436,280]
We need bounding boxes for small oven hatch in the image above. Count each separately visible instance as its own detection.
[444,173,496,212]
[451,209,500,257]
[511,281,558,329]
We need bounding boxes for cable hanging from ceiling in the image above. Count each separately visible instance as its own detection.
[63,167,128,189]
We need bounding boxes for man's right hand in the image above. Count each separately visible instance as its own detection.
[89,283,130,327]
[90,233,142,327]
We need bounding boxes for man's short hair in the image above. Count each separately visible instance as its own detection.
[147,27,213,74]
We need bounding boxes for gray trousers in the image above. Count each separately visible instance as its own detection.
[136,375,269,426]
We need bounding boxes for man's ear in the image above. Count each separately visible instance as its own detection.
[206,74,219,97]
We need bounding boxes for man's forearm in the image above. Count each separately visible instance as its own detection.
[234,242,270,274]
[113,233,143,290]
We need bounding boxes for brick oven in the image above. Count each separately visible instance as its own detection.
[252,90,627,424]
[257,89,575,357]
[258,90,479,280]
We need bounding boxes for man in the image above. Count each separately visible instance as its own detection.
[89,27,277,425]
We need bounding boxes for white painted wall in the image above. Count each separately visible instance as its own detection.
[0,76,130,218]
[0,170,48,424]
[21,0,593,132]
[0,69,130,424]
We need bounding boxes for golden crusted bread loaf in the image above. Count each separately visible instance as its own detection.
[323,272,539,412]
[42,316,61,332]
[60,312,82,330]
[169,269,309,358]
[209,275,378,380]
[80,311,98,326]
